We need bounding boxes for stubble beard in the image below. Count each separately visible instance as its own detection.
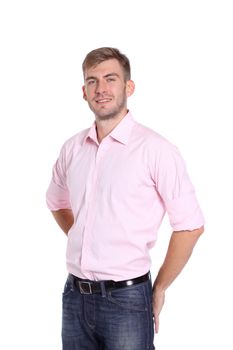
[89,90,127,121]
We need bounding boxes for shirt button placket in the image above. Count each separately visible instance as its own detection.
[80,140,110,278]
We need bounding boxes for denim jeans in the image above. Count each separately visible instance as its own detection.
[62,274,155,349]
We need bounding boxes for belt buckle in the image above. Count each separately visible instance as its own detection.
[78,281,92,294]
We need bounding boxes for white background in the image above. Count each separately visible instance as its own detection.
[0,1,232,349]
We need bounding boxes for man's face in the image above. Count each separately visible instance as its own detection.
[83,59,134,120]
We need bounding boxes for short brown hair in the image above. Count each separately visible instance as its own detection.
[82,47,131,81]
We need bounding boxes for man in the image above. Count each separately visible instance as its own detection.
[46,47,204,350]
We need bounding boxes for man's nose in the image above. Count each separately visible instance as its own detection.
[95,80,108,94]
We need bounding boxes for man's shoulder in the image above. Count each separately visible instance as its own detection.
[61,127,90,151]
[133,121,175,149]
[133,121,184,168]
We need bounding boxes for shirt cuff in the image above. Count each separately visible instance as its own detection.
[165,192,205,231]
[46,179,71,211]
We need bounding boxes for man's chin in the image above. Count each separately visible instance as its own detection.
[94,108,119,121]
[89,101,127,121]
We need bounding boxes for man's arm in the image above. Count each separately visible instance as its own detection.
[51,209,74,235]
[152,226,204,333]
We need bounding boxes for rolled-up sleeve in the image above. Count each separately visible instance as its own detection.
[46,147,71,211]
[153,142,204,231]
[165,192,204,231]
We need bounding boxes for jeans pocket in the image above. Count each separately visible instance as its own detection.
[62,280,73,298]
[107,284,147,312]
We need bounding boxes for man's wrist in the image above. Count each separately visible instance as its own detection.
[153,281,167,293]
[153,272,170,292]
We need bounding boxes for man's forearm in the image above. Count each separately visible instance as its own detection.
[51,209,74,235]
[152,226,204,333]
[154,226,204,292]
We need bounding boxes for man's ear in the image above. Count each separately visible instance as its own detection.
[82,86,87,100]
[126,80,135,97]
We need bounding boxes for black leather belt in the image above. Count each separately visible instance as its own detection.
[71,272,150,295]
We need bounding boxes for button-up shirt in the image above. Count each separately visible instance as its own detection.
[46,112,204,281]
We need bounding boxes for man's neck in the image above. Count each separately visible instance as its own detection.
[95,110,128,143]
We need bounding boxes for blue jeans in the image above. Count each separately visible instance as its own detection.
[62,274,155,349]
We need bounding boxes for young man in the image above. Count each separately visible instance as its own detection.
[46,47,204,350]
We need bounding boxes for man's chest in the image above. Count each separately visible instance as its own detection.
[66,143,154,199]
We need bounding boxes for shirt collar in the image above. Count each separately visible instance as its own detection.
[84,121,99,145]
[84,111,135,146]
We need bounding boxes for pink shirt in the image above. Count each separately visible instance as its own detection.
[46,112,204,281]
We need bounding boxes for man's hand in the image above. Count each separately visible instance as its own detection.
[152,288,165,333]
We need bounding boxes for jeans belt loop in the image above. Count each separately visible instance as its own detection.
[100,281,107,298]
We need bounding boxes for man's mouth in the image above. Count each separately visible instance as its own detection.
[95,98,112,104]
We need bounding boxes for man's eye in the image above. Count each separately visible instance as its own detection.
[107,78,115,82]
[87,80,96,85]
